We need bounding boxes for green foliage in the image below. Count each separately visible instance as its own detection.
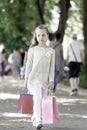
[74,0,83,19]
[66,0,83,36]
[0,0,37,52]
[80,46,87,88]
[80,74,87,89]
[0,0,59,52]
[44,0,59,23]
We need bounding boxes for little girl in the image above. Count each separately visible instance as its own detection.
[24,25,55,129]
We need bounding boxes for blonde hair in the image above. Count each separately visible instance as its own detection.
[30,25,49,47]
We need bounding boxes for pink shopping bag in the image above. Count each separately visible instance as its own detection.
[17,94,33,114]
[42,96,60,124]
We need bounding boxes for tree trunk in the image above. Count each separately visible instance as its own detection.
[83,0,87,45]
[35,0,46,24]
[83,0,87,79]
[18,0,26,32]
[57,0,70,42]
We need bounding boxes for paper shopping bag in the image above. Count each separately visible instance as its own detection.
[42,96,60,124]
[17,94,33,114]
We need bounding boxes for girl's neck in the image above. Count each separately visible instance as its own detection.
[38,43,47,48]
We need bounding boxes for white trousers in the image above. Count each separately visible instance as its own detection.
[28,80,47,123]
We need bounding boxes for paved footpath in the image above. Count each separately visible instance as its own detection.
[0,76,87,130]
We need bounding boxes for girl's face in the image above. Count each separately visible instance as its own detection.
[36,28,48,45]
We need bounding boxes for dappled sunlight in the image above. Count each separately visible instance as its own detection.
[0,112,32,123]
[9,82,23,87]
[0,123,12,126]
[82,115,87,118]
[56,96,87,120]
[8,78,24,85]
[61,113,87,119]
[0,92,19,100]
[56,97,87,105]
[0,76,24,88]
[0,112,31,118]
[0,112,87,124]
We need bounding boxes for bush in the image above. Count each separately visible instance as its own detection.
[80,45,87,88]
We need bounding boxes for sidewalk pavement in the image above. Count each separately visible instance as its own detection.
[0,76,87,130]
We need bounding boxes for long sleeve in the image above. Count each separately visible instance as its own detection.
[49,50,55,82]
[61,45,64,61]
[25,48,33,79]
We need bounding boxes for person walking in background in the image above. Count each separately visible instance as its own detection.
[20,47,29,79]
[19,48,26,79]
[66,34,85,96]
[20,48,25,67]
[23,47,28,67]
[24,25,55,129]
[50,33,64,95]
[11,47,21,79]
[0,49,6,80]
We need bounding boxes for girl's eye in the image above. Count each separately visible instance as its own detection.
[37,34,45,37]
[42,34,45,37]
[38,34,40,37]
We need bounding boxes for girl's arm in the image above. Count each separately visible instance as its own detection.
[48,50,55,89]
[24,48,33,86]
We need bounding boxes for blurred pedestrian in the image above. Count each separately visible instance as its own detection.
[24,25,55,129]
[20,48,25,67]
[19,48,25,79]
[23,48,28,66]
[50,33,64,94]
[0,49,6,80]
[11,47,21,79]
[66,34,85,96]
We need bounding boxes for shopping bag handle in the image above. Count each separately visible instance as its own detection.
[24,87,30,95]
[47,88,53,96]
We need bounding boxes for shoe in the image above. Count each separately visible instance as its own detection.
[36,122,43,129]
[70,91,78,96]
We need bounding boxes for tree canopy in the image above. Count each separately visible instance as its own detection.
[0,0,85,51]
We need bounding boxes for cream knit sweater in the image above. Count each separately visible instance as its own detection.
[25,46,55,86]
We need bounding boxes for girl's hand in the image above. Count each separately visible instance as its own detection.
[48,81,54,90]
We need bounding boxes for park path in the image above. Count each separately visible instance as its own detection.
[0,76,87,130]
